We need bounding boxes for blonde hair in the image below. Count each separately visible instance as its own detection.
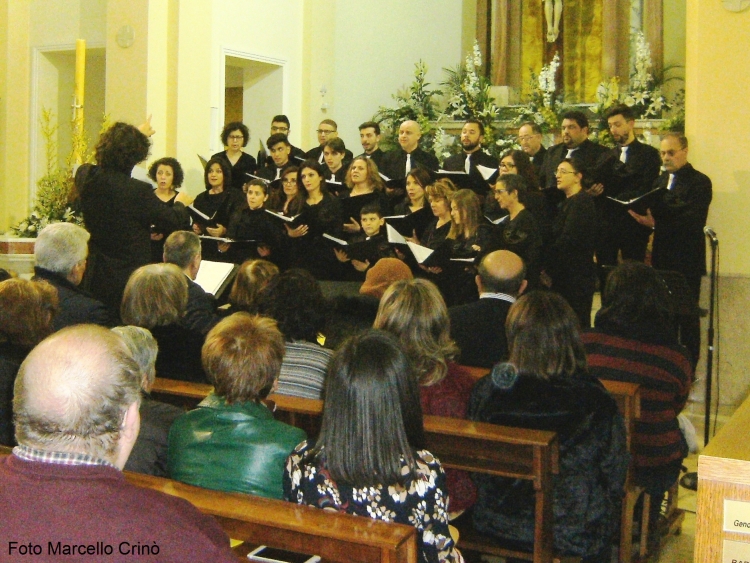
[120,263,188,328]
[425,178,457,202]
[228,259,279,313]
[374,278,458,386]
[448,188,482,240]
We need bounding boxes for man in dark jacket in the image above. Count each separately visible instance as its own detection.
[449,250,526,368]
[33,222,111,330]
[163,230,220,336]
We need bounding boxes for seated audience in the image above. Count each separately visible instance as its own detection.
[256,269,332,399]
[581,261,692,537]
[284,329,462,563]
[163,230,220,335]
[33,222,110,330]
[324,257,413,350]
[121,263,207,383]
[449,250,526,368]
[222,259,279,316]
[114,325,183,477]
[1,325,236,561]
[374,278,477,515]
[0,269,11,282]
[469,291,628,563]
[0,279,58,446]
[169,313,305,499]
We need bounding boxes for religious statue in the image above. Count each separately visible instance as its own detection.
[544,0,562,42]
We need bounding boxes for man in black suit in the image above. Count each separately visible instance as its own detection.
[517,121,547,181]
[380,120,440,204]
[256,134,292,182]
[33,222,111,330]
[306,119,353,164]
[538,111,608,211]
[442,118,499,198]
[590,105,662,286]
[163,231,220,336]
[449,250,527,368]
[629,133,712,366]
[357,121,385,169]
[257,115,306,168]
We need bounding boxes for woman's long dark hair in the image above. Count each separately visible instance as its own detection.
[309,329,425,487]
[203,157,232,191]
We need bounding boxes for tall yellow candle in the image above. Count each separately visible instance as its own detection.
[73,39,86,164]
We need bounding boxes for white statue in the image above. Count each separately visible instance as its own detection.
[544,0,562,43]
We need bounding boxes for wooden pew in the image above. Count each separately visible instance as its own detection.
[0,445,417,563]
[151,378,562,563]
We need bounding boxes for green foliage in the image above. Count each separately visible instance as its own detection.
[373,61,442,154]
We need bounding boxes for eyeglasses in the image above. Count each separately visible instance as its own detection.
[282,178,297,185]
[228,135,244,140]
[316,129,336,135]
[492,188,510,194]
[555,169,576,176]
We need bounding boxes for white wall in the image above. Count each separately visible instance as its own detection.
[242,62,284,159]
[327,0,465,154]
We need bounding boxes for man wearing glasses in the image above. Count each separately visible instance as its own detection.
[305,119,353,164]
[517,122,547,178]
[257,115,306,168]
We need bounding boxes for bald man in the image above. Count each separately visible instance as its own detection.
[380,119,439,180]
[449,250,527,368]
[1,325,237,562]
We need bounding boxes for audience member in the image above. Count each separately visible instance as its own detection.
[0,279,58,446]
[449,250,526,368]
[223,259,279,316]
[121,263,207,383]
[79,121,192,318]
[114,325,183,477]
[163,230,220,335]
[256,269,332,399]
[284,329,462,563]
[33,222,110,330]
[374,279,477,515]
[211,121,258,191]
[469,291,628,563]
[169,313,305,499]
[582,261,692,538]
[1,325,236,561]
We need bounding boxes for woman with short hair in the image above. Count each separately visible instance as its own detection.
[374,278,477,515]
[147,156,190,263]
[211,121,258,191]
[469,291,628,563]
[121,263,206,383]
[169,313,305,499]
[284,329,462,563]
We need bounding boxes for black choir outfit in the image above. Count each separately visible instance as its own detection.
[650,163,713,365]
[306,145,354,164]
[444,224,493,305]
[592,139,662,279]
[545,191,597,328]
[150,192,190,263]
[224,206,283,266]
[485,209,543,290]
[380,147,440,180]
[191,188,245,261]
[538,140,609,216]
[527,145,547,182]
[449,294,514,368]
[79,165,190,319]
[359,148,385,169]
[211,150,257,191]
[258,145,306,169]
[442,149,499,198]
[392,202,432,241]
[256,163,288,183]
[286,192,344,280]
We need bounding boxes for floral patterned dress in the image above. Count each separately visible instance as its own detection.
[283,442,461,563]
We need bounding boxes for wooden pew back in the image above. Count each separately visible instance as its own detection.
[0,445,417,563]
[151,378,560,563]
